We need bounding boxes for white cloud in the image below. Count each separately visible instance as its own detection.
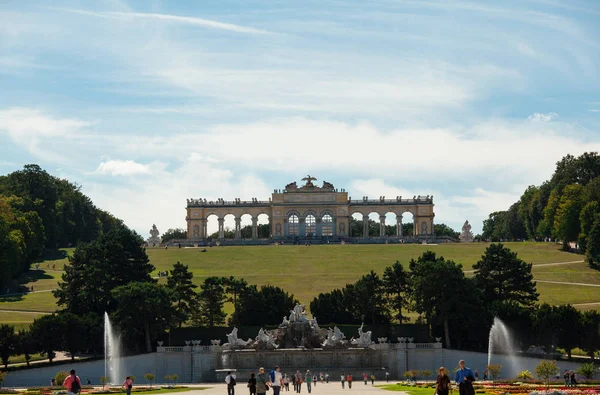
[57,8,269,35]
[95,160,151,176]
[0,107,91,162]
[528,112,559,122]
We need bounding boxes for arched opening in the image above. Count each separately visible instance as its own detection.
[322,214,333,236]
[400,210,415,237]
[305,214,316,236]
[350,212,364,237]
[223,214,236,239]
[239,213,253,238]
[369,212,383,237]
[206,213,219,239]
[288,214,299,236]
[384,212,397,237]
[257,213,270,238]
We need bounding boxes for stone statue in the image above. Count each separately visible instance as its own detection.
[350,323,373,348]
[339,222,346,235]
[322,326,346,348]
[148,224,161,245]
[256,328,276,349]
[224,327,251,348]
[285,181,298,191]
[276,223,282,236]
[192,225,200,237]
[309,317,320,331]
[280,315,290,328]
[322,181,334,190]
[301,175,317,187]
[459,220,474,242]
[288,303,308,323]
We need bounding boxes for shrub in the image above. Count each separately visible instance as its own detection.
[55,371,69,386]
[576,363,596,379]
[421,370,432,380]
[100,376,109,390]
[535,360,559,390]
[171,374,178,385]
[486,365,502,381]
[516,370,533,380]
[0,371,6,388]
[144,374,155,388]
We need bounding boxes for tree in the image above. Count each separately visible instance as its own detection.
[383,261,410,323]
[160,228,187,242]
[580,310,600,360]
[224,277,248,321]
[233,284,298,326]
[344,270,389,324]
[15,329,35,367]
[54,226,155,315]
[554,305,582,359]
[310,289,356,324]
[472,243,538,307]
[193,277,227,327]
[409,251,478,348]
[535,360,559,390]
[433,224,459,239]
[167,262,197,327]
[576,363,596,379]
[579,202,600,251]
[29,314,62,363]
[55,371,69,386]
[587,217,600,267]
[112,282,174,353]
[486,364,502,381]
[57,312,86,360]
[144,373,155,388]
[0,324,16,368]
[553,184,585,249]
[0,371,6,388]
[100,376,109,389]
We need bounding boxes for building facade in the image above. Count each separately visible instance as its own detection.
[186,176,434,240]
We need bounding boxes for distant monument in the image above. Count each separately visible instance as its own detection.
[148,224,161,245]
[459,220,474,243]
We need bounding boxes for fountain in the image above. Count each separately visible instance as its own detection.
[104,312,123,385]
[488,317,519,378]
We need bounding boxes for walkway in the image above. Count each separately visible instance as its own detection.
[463,260,584,274]
[192,382,392,395]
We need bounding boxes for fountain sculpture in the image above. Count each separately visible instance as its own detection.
[488,317,518,377]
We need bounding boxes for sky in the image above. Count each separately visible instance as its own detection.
[1,0,599,237]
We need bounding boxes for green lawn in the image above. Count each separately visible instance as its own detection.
[0,242,594,327]
[0,311,47,330]
[378,383,436,393]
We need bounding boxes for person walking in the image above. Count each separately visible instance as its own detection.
[371,374,375,385]
[563,370,570,387]
[257,367,271,395]
[272,366,283,395]
[122,376,133,395]
[248,373,257,395]
[455,360,475,395]
[305,371,312,394]
[225,371,237,395]
[385,371,390,383]
[283,374,290,391]
[292,372,297,392]
[436,367,451,395]
[570,371,577,388]
[325,372,329,383]
[347,374,353,389]
[363,373,368,385]
[63,370,81,395]
[295,370,303,393]
[313,374,317,387]
[341,374,345,389]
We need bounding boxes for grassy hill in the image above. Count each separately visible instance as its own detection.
[1,242,599,328]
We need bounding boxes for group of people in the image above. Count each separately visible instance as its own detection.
[226,367,336,395]
[61,370,134,395]
[157,271,169,277]
[563,370,578,387]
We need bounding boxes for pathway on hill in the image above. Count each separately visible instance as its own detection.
[535,280,600,287]
[464,260,584,274]
[0,309,52,314]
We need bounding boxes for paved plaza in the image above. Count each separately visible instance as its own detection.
[187,383,394,395]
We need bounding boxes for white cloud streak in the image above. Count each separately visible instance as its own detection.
[95,160,151,176]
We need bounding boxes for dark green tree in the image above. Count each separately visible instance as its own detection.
[409,251,477,348]
[167,262,197,327]
[15,329,35,367]
[344,270,389,324]
[433,224,459,239]
[224,276,248,320]
[29,314,63,362]
[54,226,155,315]
[587,217,600,267]
[383,261,410,322]
[161,228,187,242]
[580,310,600,360]
[0,324,16,368]
[233,284,298,326]
[57,312,86,360]
[553,304,582,359]
[193,277,227,327]
[309,289,356,324]
[112,282,174,353]
[579,202,600,251]
[472,243,538,307]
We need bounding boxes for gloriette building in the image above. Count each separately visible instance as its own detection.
[185,176,434,241]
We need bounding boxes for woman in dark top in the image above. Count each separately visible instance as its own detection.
[436,367,451,395]
[248,373,257,395]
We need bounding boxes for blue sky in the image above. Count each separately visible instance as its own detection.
[1,0,599,236]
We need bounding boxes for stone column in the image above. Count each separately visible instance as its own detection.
[234,218,241,239]
[284,218,289,237]
[199,218,206,239]
[363,215,369,238]
[316,217,322,237]
[218,218,224,239]
[413,217,418,236]
[380,215,386,238]
[203,220,208,239]
[332,218,337,236]
[396,215,402,237]
[251,217,258,239]
[299,217,306,237]
[431,218,435,236]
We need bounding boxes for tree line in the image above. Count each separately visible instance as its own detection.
[481,152,600,264]
[0,164,122,288]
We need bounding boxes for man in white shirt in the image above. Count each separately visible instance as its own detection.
[272,365,283,395]
[225,371,236,395]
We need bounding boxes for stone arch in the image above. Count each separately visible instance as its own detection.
[398,208,416,237]
[257,213,270,238]
[206,213,220,239]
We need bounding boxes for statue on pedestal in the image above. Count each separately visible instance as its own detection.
[147,224,161,245]
[224,327,252,348]
[459,220,474,243]
[350,323,373,348]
